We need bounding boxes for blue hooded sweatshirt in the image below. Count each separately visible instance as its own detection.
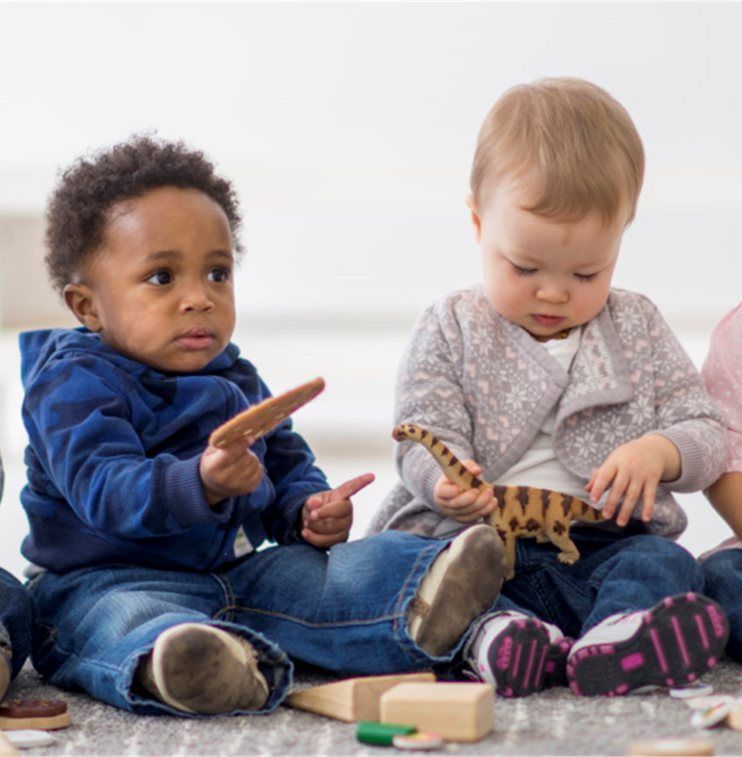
[19,328,330,573]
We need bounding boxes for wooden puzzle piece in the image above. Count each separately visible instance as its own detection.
[209,377,325,449]
[0,700,71,731]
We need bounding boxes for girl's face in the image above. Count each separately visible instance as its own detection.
[66,186,236,373]
[470,182,628,338]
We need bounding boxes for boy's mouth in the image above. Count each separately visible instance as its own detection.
[176,328,216,350]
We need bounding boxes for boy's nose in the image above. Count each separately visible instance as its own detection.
[181,286,214,312]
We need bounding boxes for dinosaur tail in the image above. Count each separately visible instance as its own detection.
[391,422,487,491]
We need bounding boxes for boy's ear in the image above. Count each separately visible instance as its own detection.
[63,283,102,332]
[465,193,482,243]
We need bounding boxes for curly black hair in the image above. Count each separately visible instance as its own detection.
[45,135,244,295]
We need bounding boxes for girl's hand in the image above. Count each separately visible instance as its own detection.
[199,437,264,506]
[586,434,681,526]
[434,460,497,523]
[301,472,375,548]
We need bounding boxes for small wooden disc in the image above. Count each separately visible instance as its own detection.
[627,738,714,756]
[0,699,71,731]
[209,377,325,449]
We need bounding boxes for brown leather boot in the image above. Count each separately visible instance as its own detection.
[408,524,506,656]
[137,624,269,715]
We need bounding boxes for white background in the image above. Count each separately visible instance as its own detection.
[0,2,740,577]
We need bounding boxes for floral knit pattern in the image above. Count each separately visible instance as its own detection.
[368,286,727,540]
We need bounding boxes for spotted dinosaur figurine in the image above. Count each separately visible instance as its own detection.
[392,423,606,580]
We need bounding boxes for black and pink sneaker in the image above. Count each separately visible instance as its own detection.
[567,593,729,697]
[465,611,570,697]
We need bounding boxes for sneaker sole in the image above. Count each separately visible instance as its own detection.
[152,624,268,714]
[543,637,572,689]
[487,617,551,697]
[567,593,729,697]
[415,526,506,656]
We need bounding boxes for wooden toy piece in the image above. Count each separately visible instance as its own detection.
[209,377,325,449]
[392,423,605,579]
[0,731,19,757]
[380,682,494,743]
[728,703,742,731]
[626,738,714,756]
[0,700,71,731]
[284,672,436,722]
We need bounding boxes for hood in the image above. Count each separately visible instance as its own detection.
[19,328,242,388]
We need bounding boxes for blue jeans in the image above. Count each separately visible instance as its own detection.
[475,528,705,639]
[28,533,460,716]
[0,567,33,680]
[702,549,742,662]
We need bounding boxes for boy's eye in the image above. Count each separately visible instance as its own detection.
[512,263,537,276]
[574,272,598,282]
[208,267,231,283]
[146,270,172,286]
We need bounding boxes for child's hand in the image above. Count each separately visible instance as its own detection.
[200,437,264,506]
[434,461,496,523]
[586,434,681,526]
[301,472,375,548]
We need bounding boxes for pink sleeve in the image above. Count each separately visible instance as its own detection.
[701,303,742,473]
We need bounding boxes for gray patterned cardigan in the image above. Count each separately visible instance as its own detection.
[368,286,726,540]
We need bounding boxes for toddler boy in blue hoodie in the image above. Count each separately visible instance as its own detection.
[20,136,504,717]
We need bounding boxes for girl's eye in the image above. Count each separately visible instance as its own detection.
[512,263,537,276]
[208,267,231,283]
[146,270,172,286]
[575,272,598,282]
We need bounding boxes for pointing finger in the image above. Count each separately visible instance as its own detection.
[332,472,375,500]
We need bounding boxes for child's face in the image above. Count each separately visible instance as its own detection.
[470,183,627,338]
[66,186,236,373]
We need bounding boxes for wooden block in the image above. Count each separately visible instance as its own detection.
[380,682,494,743]
[728,705,742,731]
[284,672,436,722]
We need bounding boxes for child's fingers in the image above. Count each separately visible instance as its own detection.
[587,463,615,504]
[332,472,375,500]
[601,471,629,519]
[615,479,642,526]
[301,527,348,548]
[305,514,352,535]
[641,480,657,522]
[308,499,352,521]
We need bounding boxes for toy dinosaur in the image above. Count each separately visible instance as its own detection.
[392,423,605,579]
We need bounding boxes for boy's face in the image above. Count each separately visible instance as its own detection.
[66,186,236,373]
[470,182,627,338]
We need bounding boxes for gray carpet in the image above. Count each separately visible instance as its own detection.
[4,661,741,755]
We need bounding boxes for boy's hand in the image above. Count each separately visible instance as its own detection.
[434,460,497,523]
[200,437,264,506]
[586,434,681,526]
[301,472,374,548]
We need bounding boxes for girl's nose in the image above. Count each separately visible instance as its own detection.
[535,284,569,304]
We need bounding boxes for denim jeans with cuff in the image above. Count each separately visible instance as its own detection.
[29,532,463,717]
[468,527,706,642]
[0,567,33,680]
[702,548,742,662]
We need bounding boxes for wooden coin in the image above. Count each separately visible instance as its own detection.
[0,699,71,731]
[209,377,325,448]
[627,738,714,756]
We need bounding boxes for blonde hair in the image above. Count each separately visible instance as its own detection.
[470,78,644,224]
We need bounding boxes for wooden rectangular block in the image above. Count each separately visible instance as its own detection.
[380,682,494,742]
[284,672,436,722]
